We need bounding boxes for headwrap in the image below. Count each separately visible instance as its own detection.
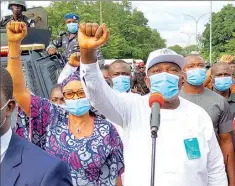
[61,71,80,91]
[64,13,80,21]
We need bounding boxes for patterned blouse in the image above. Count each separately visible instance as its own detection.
[15,95,124,186]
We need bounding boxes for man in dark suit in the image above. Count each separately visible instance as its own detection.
[0,68,73,186]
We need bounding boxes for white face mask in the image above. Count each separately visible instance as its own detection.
[0,100,10,128]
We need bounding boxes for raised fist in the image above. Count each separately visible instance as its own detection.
[7,21,27,43]
[69,52,80,67]
[78,23,109,50]
[48,47,57,55]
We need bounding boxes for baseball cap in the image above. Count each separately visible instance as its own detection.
[146,48,186,73]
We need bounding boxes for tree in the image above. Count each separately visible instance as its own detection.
[45,0,166,60]
[184,45,198,54]
[168,45,183,55]
[201,4,235,62]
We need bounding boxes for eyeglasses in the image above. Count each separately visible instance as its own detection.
[63,90,86,99]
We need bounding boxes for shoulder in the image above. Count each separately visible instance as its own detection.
[179,97,214,135]
[204,88,228,108]
[179,96,211,120]
[59,31,67,37]
[21,135,66,168]
[1,15,11,21]
[94,116,119,133]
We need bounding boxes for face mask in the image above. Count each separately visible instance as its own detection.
[55,104,66,109]
[66,22,78,33]
[214,76,233,92]
[112,75,130,93]
[186,68,206,86]
[0,100,10,128]
[65,98,91,116]
[149,72,179,101]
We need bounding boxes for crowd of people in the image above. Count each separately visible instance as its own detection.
[1,8,235,186]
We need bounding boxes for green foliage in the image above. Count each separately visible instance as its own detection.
[45,0,166,60]
[201,4,235,62]
[168,45,183,55]
[168,44,198,56]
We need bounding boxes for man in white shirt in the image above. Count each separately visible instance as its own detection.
[78,22,228,186]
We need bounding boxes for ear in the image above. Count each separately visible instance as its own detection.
[178,76,184,90]
[6,100,16,117]
[210,75,214,85]
[144,76,150,89]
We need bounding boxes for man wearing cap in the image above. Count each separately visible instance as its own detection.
[1,1,35,28]
[47,13,103,64]
[180,54,235,185]
[131,62,150,95]
[46,13,80,63]
[78,23,228,186]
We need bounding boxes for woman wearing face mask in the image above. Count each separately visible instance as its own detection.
[7,21,124,186]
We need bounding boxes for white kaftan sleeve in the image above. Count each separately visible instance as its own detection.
[57,63,77,84]
[80,62,136,128]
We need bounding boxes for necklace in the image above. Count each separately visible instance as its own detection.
[77,126,81,134]
[69,119,86,135]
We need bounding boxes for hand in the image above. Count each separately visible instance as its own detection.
[219,55,235,64]
[48,48,57,55]
[131,87,138,93]
[78,23,109,50]
[69,52,80,67]
[7,21,27,43]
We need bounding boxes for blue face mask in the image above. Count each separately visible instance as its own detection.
[186,68,206,86]
[214,76,233,92]
[149,72,179,101]
[65,98,91,116]
[66,22,78,33]
[112,76,130,93]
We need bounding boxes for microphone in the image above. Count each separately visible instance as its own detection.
[149,93,164,138]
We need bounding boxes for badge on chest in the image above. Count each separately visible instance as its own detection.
[184,138,201,160]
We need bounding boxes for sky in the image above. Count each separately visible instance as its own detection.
[1,1,235,47]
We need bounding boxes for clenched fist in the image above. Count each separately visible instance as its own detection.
[7,21,27,43]
[78,23,109,49]
[48,48,57,55]
[69,52,80,67]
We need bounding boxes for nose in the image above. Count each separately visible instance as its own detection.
[73,94,79,99]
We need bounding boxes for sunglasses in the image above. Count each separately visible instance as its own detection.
[63,90,86,99]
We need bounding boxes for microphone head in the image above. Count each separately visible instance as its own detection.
[149,93,164,108]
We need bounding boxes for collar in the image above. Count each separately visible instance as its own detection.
[1,128,12,157]
[10,14,24,22]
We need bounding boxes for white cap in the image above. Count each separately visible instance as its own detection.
[146,48,186,73]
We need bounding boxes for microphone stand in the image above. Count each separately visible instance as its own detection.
[150,126,158,186]
[150,103,160,186]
